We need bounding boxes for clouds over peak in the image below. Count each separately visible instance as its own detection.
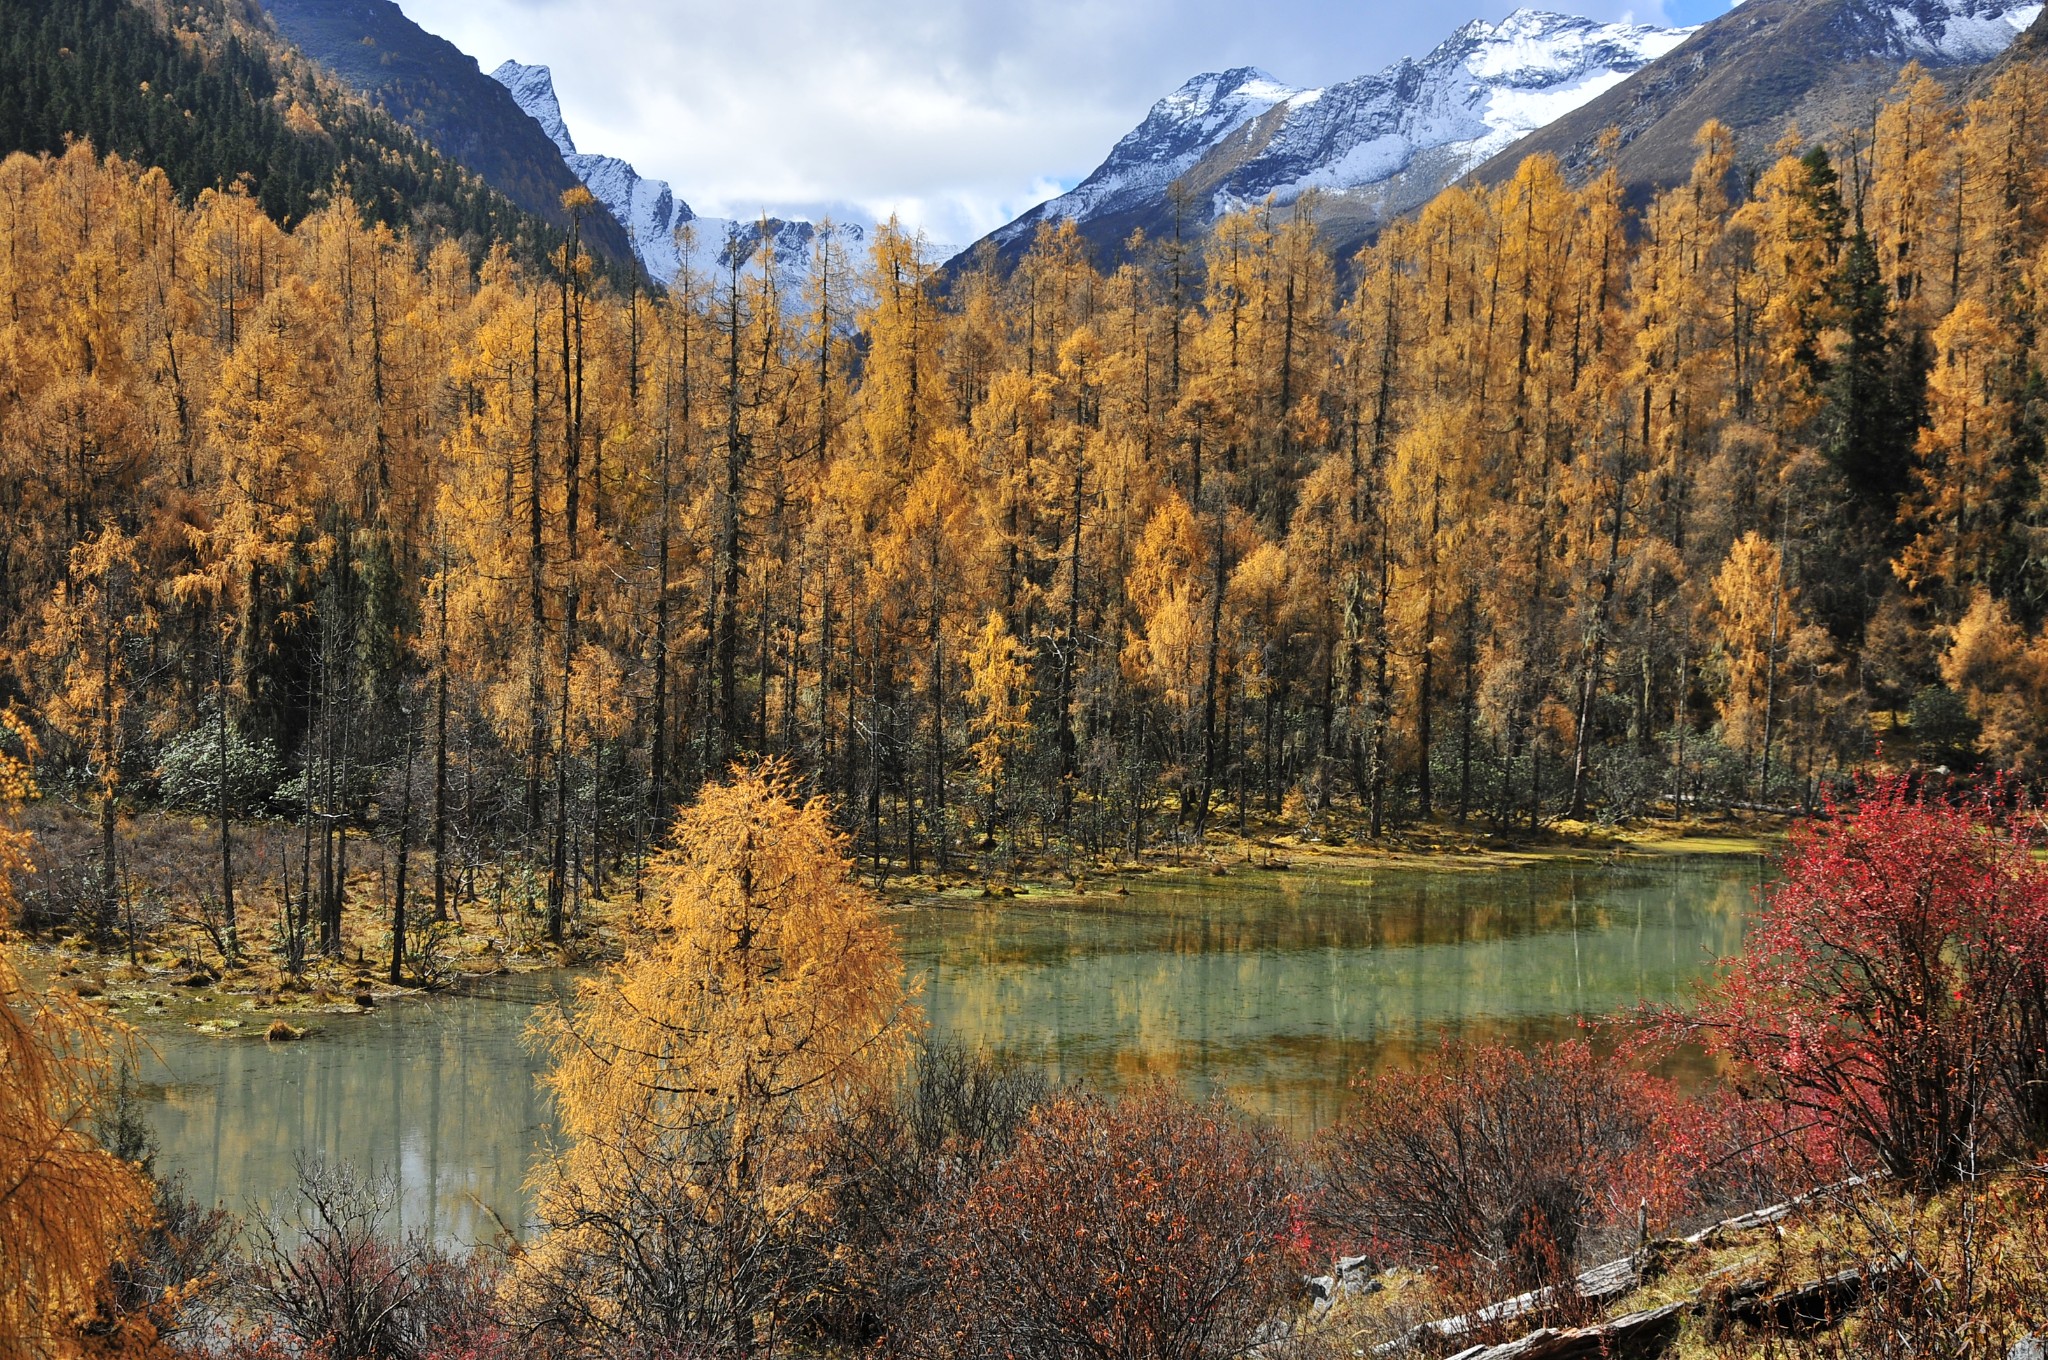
[397,0,1707,250]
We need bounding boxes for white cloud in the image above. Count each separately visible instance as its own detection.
[395,0,1671,248]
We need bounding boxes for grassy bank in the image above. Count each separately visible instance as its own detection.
[1308,1168,2048,1356]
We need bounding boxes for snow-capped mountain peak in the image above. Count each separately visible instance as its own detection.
[1147,67,1301,145]
[490,61,864,287]
[489,61,576,158]
[981,8,1691,261]
[1049,68,1303,227]
[1884,0,2043,61]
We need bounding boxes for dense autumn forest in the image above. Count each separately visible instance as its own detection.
[18,0,2048,1352]
[7,60,2048,953]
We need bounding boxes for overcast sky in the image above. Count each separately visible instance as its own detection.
[394,0,1737,253]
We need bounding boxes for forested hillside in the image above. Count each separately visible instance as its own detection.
[5,60,2048,941]
[255,0,642,265]
[0,0,621,270]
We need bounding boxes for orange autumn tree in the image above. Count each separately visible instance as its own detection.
[512,762,922,1351]
[0,711,152,1357]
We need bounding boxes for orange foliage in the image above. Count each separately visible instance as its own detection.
[0,712,153,1358]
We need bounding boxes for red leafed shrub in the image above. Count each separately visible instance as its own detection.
[901,1088,1303,1360]
[1688,773,2048,1190]
[1315,1040,1676,1297]
[1617,1078,1842,1220]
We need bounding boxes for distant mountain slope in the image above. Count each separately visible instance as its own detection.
[255,0,637,265]
[1965,0,2048,89]
[489,61,864,286]
[963,8,1690,271]
[0,0,579,259]
[1466,0,2041,193]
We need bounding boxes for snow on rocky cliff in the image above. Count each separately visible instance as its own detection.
[990,8,1691,251]
[489,60,863,287]
[1882,0,2043,62]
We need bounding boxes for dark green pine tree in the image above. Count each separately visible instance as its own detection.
[1789,148,1847,387]
[1820,230,1926,539]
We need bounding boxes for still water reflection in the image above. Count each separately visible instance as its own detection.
[136,853,1762,1244]
[138,971,573,1245]
[903,855,1761,1127]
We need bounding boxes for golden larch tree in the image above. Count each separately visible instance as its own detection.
[513,763,920,1349]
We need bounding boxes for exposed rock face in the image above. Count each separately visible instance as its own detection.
[1466,0,2042,197]
[256,0,638,265]
[490,61,865,287]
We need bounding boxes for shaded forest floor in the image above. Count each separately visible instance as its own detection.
[8,794,1785,1038]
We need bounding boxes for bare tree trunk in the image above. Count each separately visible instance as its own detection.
[390,716,414,985]
[216,633,236,958]
[1193,479,1229,838]
[1057,462,1084,854]
[433,563,449,924]
[525,302,547,846]
[716,248,746,768]
[1417,477,1440,819]
[1568,458,1628,819]
[99,632,118,941]
[548,210,587,947]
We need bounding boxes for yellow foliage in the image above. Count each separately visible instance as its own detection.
[32,528,158,866]
[965,611,1033,798]
[1940,589,2048,768]
[1710,532,1829,768]
[516,765,920,1334]
[1898,298,2016,598]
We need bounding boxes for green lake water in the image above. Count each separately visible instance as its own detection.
[134,852,1763,1244]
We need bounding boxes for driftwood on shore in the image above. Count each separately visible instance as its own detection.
[1381,1258,1900,1360]
[1681,1175,1876,1246]
[1386,1255,1649,1352]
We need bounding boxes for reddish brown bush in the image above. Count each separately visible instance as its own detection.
[1315,1040,1674,1297]
[804,1039,1050,1348]
[236,1160,505,1360]
[902,1088,1302,1360]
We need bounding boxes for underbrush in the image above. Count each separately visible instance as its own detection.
[11,801,633,1016]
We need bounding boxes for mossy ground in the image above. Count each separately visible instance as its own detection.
[1304,1170,2048,1356]
[877,806,1782,910]
[14,799,620,1037]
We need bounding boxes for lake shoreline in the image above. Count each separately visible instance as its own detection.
[118,844,1767,1240]
[877,814,1782,911]
[17,802,1784,1040]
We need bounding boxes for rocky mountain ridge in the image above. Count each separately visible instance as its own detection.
[254,0,638,265]
[1465,0,2043,196]
[490,61,864,287]
[969,8,1691,268]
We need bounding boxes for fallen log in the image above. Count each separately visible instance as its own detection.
[1681,1175,1878,1246]
[1441,1301,1692,1360]
[1724,1262,1897,1334]
[1378,1254,1645,1353]
[1698,1277,1772,1341]
[1371,1178,1887,1357]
